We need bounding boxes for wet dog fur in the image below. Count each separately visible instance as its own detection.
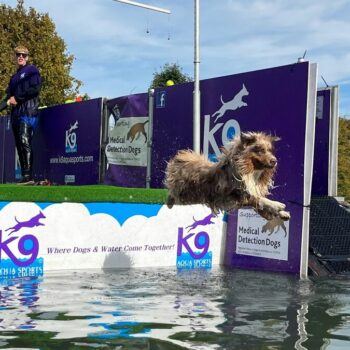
[164,132,290,221]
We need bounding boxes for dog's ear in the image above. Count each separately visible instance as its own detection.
[240,132,256,146]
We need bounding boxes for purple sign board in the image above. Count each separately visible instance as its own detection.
[0,118,4,183]
[0,100,103,185]
[312,89,331,195]
[33,98,103,185]
[151,62,317,276]
[206,63,317,275]
[150,84,194,188]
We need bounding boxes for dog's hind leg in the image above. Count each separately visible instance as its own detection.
[166,194,175,209]
[208,205,220,216]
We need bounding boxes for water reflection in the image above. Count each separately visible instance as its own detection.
[217,269,350,349]
[0,277,40,331]
[0,268,349,349]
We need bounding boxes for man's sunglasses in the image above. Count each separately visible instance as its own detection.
[16,53,28,58]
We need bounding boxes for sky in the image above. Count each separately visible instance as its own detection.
[2,0,350,116]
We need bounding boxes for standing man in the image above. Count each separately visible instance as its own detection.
[5,46,42,185]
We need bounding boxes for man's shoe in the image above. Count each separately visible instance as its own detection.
[17,177,35,185]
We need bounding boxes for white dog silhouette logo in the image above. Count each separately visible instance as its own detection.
[211,84,249,123]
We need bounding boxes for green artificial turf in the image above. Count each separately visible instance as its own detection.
[0,184,167,204]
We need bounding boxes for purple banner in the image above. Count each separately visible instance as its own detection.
[0,117,6,183]
[151,84,194,188]
[0,101,102,185]
[33,98,103,185]
[312,89,331,195]
[151,62,316,274]
[206,63,315,274]
[0,117,4,183]
[103,93,148,188]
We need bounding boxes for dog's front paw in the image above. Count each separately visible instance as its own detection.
[256,209,274,221]
[259,198,286,213]
[278,210,290,221]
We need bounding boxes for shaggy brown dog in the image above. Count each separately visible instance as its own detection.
[164,132,290,221]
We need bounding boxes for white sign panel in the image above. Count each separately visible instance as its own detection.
[236,209,289,261]
[105,116,148,166]
[0,202,225,279]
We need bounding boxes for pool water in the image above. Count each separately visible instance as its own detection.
[0,267,350,349]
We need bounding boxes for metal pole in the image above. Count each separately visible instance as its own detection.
[113,0,171,14]
[146,89,154,188]
[329,85,339,196]
[99,98,109,184]
[193,0,200,153]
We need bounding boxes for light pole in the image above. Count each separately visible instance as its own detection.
[193,0,200,153]
[113,0,201,152]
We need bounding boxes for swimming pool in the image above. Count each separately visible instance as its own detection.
[0,267,349,349]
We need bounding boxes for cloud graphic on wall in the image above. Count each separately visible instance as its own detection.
[0,202,225,270]
[84,202,162,225]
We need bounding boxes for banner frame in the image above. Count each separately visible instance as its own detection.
[329,86,339,196]
[300,62,318,278]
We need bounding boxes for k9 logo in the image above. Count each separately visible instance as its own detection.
[65,121,78,153]
[177,228,210,259]
[203,114,241,159]
[0,230,39,267]
[65,130,77,153]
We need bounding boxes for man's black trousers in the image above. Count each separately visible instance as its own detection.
[12,122,34,179]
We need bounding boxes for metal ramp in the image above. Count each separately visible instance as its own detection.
[309,196,350,276]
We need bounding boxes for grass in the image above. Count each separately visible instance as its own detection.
[0,184,167,204]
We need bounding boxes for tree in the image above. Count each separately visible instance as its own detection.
[0,0,81,108]
[150,62,192,89]
[338,117,350,200]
